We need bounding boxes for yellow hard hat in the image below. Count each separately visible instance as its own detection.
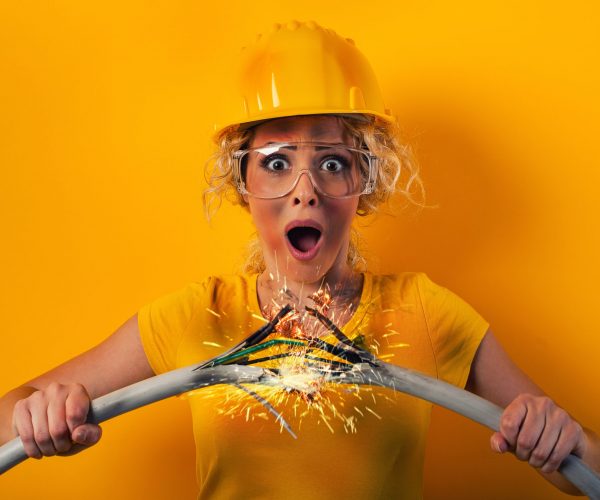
[213,20,394,138]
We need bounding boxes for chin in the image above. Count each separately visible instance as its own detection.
[284,262,329,284]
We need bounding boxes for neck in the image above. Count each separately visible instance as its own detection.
[256,264,364,326]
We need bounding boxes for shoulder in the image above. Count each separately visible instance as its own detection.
[368,271,479,324]
[369,271,437,299]
[198,273,257,307]
[140,273,254,314]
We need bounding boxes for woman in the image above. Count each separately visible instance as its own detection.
[1,20,598,499]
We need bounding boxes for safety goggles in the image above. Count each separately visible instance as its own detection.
[232,142,378,199]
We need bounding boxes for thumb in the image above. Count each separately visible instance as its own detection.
[72,423,102,446]
[490,432,509,453]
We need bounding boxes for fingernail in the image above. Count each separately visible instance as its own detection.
[494,440,506,453]
[77,430,88,442]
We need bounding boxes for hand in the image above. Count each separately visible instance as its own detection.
[11,382,102,459]
[491,393,587,473]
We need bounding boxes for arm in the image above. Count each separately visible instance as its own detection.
[465,329,600,495]
[0,313,154,455]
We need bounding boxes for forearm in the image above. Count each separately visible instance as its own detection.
[540,427,600,495]
[0,386,37,444]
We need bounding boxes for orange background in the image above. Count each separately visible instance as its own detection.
[1,1,599,498]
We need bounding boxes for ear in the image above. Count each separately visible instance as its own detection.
[242,193,249,204]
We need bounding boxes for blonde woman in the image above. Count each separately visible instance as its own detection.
[1,20,599,499]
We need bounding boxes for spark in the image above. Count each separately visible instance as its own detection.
[193,285,411,436]
[206,308,221,318]
[318,410,335,433]
[365,406,382,420]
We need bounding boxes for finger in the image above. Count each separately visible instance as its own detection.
[499,397,528,449]
[30,399,58,456]
[515,403,546,461]
[65,385,90,435]
[71,423,102,447]
[57,441,88,457]
[529,414,563,468]
[13,402,42,459]
[490,432,509,453]
[541,421,579,473]
[47,396,73,454]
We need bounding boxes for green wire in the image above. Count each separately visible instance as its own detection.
[214,338,306,365]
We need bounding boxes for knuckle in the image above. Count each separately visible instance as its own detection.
[67,405,87,424]
[516,393,532,403]
[29,390,45,403]
[54,439,72,453]
[47,382,66,396]
[13,401,28,421]
[502,417,519,433]
[557,410,570,425]
[69,383,87,395]
[538,398,551,411]
[19,427,34,443]
[49,421,69,439]
[515,450,529,461]
[33,430,50,447]
[517,437,535,451]
[545,457,560,470]
[23,443,41,459]
[530,449,547,463]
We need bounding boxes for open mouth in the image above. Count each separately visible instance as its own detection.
[287,226,322,253]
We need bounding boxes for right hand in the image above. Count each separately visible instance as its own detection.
[11,382,102,459]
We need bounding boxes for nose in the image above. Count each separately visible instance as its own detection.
[290,170,318,207]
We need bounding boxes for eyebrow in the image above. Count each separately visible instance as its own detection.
[263,142,343,151]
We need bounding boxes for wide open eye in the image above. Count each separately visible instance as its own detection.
[320,156,349,173]
[260,154,291,172]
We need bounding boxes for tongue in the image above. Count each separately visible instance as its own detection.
[296,232,319,252]
[289,227,320,253]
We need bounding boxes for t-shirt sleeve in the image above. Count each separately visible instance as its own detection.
[416,273,490,388]
[137,281,207,375]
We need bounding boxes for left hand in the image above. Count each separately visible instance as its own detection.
[491,393,587,473]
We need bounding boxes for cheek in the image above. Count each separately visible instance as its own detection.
[248,200,284,243]
[327,200,359,235]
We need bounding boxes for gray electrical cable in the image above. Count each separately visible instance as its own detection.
[0,361,598,498]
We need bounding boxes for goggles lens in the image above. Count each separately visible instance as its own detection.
[234,142,376,199]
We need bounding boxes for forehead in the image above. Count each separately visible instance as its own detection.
[249,115,349,147]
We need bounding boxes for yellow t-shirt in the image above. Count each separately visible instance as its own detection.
[138,272,489,500]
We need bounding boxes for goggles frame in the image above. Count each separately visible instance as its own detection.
[232,141,378,200]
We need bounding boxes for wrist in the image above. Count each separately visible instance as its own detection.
[0,386,38,444]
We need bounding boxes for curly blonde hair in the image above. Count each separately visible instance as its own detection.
[203,114,426,274]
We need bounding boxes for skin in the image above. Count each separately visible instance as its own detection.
[0,114,598,495]
[246,115,363,329]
